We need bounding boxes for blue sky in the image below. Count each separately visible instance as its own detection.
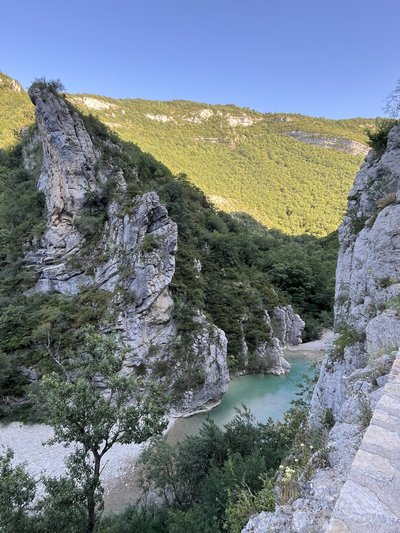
[2,0,400,118]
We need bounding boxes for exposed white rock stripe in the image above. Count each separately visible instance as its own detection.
[327,353,400,532]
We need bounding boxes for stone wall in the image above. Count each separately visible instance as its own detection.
[327,352,400,533]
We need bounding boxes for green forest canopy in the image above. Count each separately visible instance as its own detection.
[0,71,371,237]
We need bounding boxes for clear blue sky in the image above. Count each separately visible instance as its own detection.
[2,0,400,118]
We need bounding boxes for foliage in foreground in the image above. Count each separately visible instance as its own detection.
[0,329,166,533]
[102,400,323,533]
[101,367,324,533]
[366,118,400,154]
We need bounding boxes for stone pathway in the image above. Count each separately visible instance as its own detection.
[327,354,400,532]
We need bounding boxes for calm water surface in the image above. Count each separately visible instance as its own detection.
[167,355,314,443]
[104,354,316,512]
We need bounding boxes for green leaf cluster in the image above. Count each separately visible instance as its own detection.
[103,403,309,532]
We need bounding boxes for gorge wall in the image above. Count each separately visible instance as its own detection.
[245,126,400,532]
[22,84,304,416]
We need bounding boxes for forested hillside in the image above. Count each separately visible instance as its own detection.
[0,73,34,149]
[0,71,370,237]
[69,95,370,236]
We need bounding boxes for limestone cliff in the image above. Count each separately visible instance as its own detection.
[252,306,304,376]
[311,126,400,420]
[26,85,229,414]
[244,126,400,532]
[24,85,303,415]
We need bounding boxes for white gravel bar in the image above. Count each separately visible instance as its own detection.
[0,422,144,497]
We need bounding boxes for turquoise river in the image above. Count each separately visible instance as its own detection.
[105,353,317,512]
[167,354,315,443]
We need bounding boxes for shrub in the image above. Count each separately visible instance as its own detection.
[141,233,160,253]
[387,296,400,316]
[29,78,65,95]
[378,276,398,289]
[366,118,399,155]
[359,393,373,429]
[224,478,275,533]
[330,325,365,362]
[322,408,335,430]
[350,216,368,235]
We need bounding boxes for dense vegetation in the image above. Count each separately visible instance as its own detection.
[0,71,369,238]
[0,83,339,418]
[99,377,328,533]
[70,94,369,237]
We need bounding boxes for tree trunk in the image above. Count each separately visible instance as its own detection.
[86,455,101,533]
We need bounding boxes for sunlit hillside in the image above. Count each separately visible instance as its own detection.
[0,73,34,149]
[69,95,371,236]
[0,72,371,236]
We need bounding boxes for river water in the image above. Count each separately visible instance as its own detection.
[167,355,314,444]
[104,353,316,512]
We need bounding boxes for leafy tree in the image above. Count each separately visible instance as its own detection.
[0,449,36,533]
[384,79,400,118]
[35,327,167,532]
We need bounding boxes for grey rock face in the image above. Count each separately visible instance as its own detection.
[312,125,400,422]
[28,86,102,258]
[175,315,229,414]
[255,335,291,376]
[254,307,304,375]
[244,125,400,532]
[305,127,400,530]
[26,87,229,413]
[273,305,304,347]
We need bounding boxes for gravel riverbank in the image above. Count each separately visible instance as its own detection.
[285,330,333,361]
[0,421,170,506]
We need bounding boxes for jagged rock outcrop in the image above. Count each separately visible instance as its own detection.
[273,305,305,347]
[174,315,229,414]
[23,85,305,415]
[25,85,228,413]
[244,126,400,532]
[0,73,23,92]
[239,307,304,376]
